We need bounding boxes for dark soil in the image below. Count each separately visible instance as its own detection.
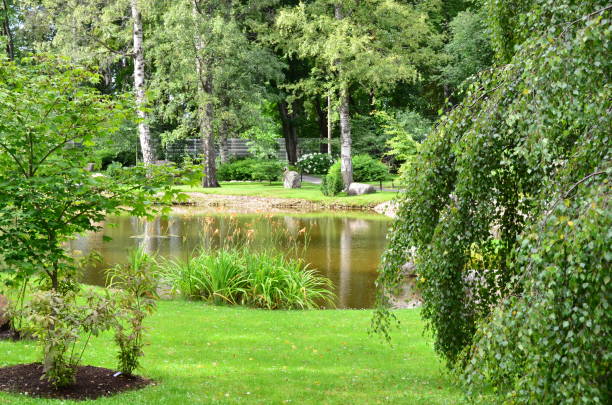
[0,323,22,341]
[0,363,153,400]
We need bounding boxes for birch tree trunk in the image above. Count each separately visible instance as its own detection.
[193,2,219,188]
[131,0,155,166]
[338,84,353,187]
[335,4,353,187]
[327,94,333,156]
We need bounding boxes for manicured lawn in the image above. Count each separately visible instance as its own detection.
[176,182,398,207]
[0,302,468,404]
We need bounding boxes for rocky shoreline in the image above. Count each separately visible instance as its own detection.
[180,192,398,217]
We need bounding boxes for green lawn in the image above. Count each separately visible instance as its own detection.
[0,302,468,404]
[176,182,398,208]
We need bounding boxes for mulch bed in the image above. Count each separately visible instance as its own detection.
[0,363,153,400]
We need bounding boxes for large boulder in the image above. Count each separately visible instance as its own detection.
[0,294,9,329]
[283,170,301,189]
[347,182,376,196]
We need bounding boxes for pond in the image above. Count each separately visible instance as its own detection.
[70,207,393,309]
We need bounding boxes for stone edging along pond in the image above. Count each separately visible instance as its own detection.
[178,192,398,217]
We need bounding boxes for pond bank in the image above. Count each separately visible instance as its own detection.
[179,191,398,217]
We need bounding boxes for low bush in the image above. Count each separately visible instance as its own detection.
[217,158,283,182]
[297,153,335,175]
[159,249,334,310]
[106,248,158,376]
[321,161,344,196]
[352,155,390,183]
[22,289,116,387]
[321,155,390,195]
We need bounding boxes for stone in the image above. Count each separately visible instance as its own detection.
[0,294,9,328]
[283,170,301,189]
[347,182,376,196]
[84,163,95,172]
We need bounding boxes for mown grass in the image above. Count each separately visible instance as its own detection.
[176,182,398,207]
[0,302,469,404]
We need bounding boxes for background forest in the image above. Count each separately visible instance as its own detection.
[1,0,492,187]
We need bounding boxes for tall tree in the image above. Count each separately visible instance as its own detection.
[22,0,157,165]
[153,0,282,187]
[130,0,155,165]
[274,0,441,188]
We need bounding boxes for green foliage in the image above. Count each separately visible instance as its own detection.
[296,153,335,175]
[320,161,344,196]
[463,185,611,404]
[322,156,389,195]
[22,289,116,387]
[374,0,611,402]
[351,155,390,183]
[106,248,158,376]
[0,55,181,292]
[440,10,493,89]
[160,249,334,310]
[217,158,283,182]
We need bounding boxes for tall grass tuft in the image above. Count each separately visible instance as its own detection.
[158,249,335,309]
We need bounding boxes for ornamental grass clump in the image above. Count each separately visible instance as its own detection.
[159,249,334,309]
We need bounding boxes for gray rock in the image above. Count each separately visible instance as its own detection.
[283,170,301,189]
[0,294,9,328]
[347,182,376,196]
[84,163,95,172]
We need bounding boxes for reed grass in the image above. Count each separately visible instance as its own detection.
[159,249,334,309]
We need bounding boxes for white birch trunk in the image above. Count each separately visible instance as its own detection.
[327,94,333,156]
[131,0,155,165]
[335,4,352,188]
[338,85,353,187]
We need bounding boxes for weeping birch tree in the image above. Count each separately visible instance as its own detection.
[274,0,441,188]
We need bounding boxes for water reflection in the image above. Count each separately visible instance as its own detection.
[70,209,392,309]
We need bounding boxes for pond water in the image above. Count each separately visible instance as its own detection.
[70,207,392,309]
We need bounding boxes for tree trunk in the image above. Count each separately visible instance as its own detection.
[131,0,155,165]
[199,75,219,188]
[338,85,353,187]
[335,4,352,187]
[278,101,298,164]
[219,120,229,164]
[1,0,14,60]
[327,94,333,156]
[314,96,328,153]
[193,1,219,188]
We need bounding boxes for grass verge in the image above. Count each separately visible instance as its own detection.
[176,182,398,208]
[0,302,468,404]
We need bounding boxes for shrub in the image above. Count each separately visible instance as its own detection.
[217,158,283,182]
[251,160,284,182]
[321,156,389,195]
[297,153,335,175]
[23,290,116,387]
[321,161,344,196]
[352,155,390,182]
[106,248,158,376]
